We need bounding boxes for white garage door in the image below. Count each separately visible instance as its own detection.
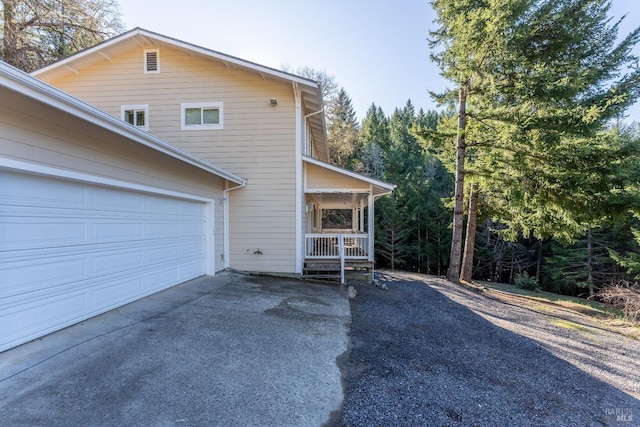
[0,169,208,352]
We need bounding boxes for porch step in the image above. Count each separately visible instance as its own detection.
[302,274,343,280]
[302,259,375,283]
[303,260,342,282]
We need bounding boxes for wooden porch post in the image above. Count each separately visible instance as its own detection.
[352,207,357,231]
[359,199,365,232]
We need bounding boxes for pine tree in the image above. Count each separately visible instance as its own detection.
[357,103,389,179]
[327,88,360,168]
[429,0,640,283]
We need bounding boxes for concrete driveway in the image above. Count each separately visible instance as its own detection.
[0,273,351,426]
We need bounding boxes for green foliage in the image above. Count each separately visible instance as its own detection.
[427,0,640,283]
[327,88,361,168]
[609,228,640,279]
[514,271,538,291]
[354,101,453,274]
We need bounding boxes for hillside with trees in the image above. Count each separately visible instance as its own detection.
[323,0,640,303]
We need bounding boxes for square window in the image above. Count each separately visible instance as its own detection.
[181,102,223,130]
[121,104,149,131]
[185,108,202,125]
[203,108,220,125]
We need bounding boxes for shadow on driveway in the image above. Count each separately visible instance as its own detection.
[334,272,639,426]
[0,272,351,426]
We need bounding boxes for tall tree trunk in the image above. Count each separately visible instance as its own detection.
[586,228,594,296]
[447,83,468,283]
[460,183,479,282]
[494,239,504,282]
[391,230,395,271]
[535,239,542,283]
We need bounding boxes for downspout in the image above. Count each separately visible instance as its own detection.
[223,180,246,270]
[293,81,303,275]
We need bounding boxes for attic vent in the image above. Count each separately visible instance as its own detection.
[144,49,159,73]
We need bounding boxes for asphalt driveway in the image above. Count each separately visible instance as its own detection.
[0,273,351,426]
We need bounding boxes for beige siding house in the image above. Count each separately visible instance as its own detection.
[0,28,394,351]
[0,61,245,351]
[33,28,394,281]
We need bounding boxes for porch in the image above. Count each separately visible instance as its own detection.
[304,232,373,283]
[302,156,395,283]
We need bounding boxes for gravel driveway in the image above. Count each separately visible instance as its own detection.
[330,271,640,426]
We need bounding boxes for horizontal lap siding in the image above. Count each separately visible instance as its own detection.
[48,44,298,274]
[306,163,370,190]
[0,103,226,272]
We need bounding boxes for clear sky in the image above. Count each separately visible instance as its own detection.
[119,0,640,122]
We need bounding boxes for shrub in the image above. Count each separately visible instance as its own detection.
[515,272,538,291]
[597,283,640,324]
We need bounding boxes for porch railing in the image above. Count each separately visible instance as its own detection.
[305,233,369,259]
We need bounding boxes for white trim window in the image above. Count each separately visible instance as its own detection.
[181,102,223,130]
[144,49,160,73]
[121,104,149,131]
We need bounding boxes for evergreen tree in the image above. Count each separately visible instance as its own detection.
[327,88,360,168]
[428,0,640,283]
[357,103,389,179]
[375,194,410,271]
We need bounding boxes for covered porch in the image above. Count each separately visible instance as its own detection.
[303,156,395,283]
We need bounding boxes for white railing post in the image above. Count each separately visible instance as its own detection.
[338,234,345,284]
[305,233,368,260]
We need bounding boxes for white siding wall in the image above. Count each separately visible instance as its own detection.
[47,44,298,274]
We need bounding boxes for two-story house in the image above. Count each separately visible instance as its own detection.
[0,28,393,351]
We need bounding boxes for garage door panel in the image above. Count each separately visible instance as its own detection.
[91,221,144,241]
[178,260,206,279]
[145,196,183,214]
[2,257,87,298]
[91,276,145,311]
[0,169,209,352]
[1,173,87,208]
[181,201,206,216]
[92,250,144,275]
[91,187,144,212]
[1,290,88,350]
[146,221,182,238]
[1,219,87,250]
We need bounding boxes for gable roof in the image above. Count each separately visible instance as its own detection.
[1,60,246,185]
[303,156,396,198]
[33,27,329,160]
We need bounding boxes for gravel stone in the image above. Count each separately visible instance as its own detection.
[331,271,640,427]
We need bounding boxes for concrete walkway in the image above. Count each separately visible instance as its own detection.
[0,273,351,426]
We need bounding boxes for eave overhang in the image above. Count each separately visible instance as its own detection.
[304,155,396,199]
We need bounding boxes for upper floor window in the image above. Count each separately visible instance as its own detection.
[144,49,159,73]
[121,104,149,131]
[181,102,223,130]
